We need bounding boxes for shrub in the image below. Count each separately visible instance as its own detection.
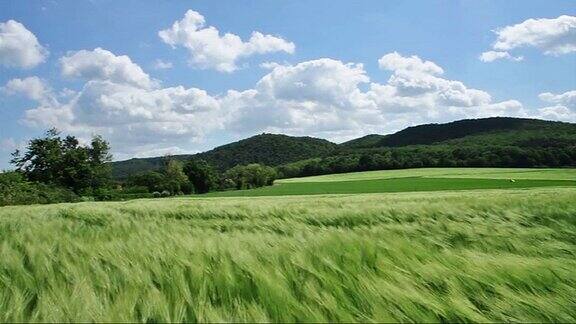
[225,164,276,190]
[122,185,149,194]
[127,171,166,192]
[113,192,154,200]
[0,171,79,206]
[93,188,113,201]
[218,178,236,191]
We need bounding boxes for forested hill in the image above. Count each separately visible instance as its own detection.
[111,134,337,179]
[340,117,576,149]
[111,117,576,180]
[339,134,387,149]
[277,117,576,178]
[194,133,337,170]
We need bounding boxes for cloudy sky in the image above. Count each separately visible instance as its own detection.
[0,0,575,168]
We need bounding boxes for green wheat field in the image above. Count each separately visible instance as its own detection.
[1,168,576,322]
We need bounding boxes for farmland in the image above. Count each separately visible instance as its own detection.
[277,167,576,183]
[206,168,576,197]
[2,1,576,321]
[0,168,575,322]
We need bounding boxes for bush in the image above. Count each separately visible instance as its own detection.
[0,171,79,206]
[218,178,236,191]
[127,171,166,192]
[152,191,161,198]
[93,188,113,201]
[161,190,171,197]
[113,192,154,200]
[121,185,149,194]
[225,164,276,190]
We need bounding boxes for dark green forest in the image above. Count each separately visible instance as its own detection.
[278,118,576,178]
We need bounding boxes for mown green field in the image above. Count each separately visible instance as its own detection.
[278,167,576,183]
[207,168,576,197]
[207,177,576,197]
[1,186,575,322]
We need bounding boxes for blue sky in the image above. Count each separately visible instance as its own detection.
[0,0,575,168]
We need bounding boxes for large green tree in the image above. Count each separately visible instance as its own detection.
[11,128,112,194]
[162,159,190,195]
[183,159,217,194]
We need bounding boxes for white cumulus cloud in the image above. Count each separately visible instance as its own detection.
[226,53,524,140]
[377,53,495,109]
[3,76,52,102]
[257,58,368,106]
[159,9,295,72]
[535,90,576,122]
[537,105,576,122]
[0,20,48,68]
[481,15,576,61]
[153,59,173,70]
[60,48,156,88]
[479,51,523,62]
[538,90,576,110]
[378,52,444,75]
[24,80,226,153]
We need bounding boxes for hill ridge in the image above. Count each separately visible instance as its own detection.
[341,117,575,149]
[111,133,337,179]
[111,117,576,179]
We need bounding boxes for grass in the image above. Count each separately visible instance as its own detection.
[206,177,576,197]
[1,187,575,322]
[206,168,576,198]
[278,167,576,183]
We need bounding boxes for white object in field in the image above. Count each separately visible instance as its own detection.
[509,179,516,182]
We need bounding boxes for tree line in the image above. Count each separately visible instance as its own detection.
[276,144,576,178]
[1,130,277,206]
[126,159,277,196]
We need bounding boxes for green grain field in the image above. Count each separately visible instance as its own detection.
[1,168,575,322]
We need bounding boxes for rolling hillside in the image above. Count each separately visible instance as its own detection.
[278,117,576,178]
[340,117,576,148]
[338,134,387,149]
[111,133,336,179]
[111,117,576,180]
